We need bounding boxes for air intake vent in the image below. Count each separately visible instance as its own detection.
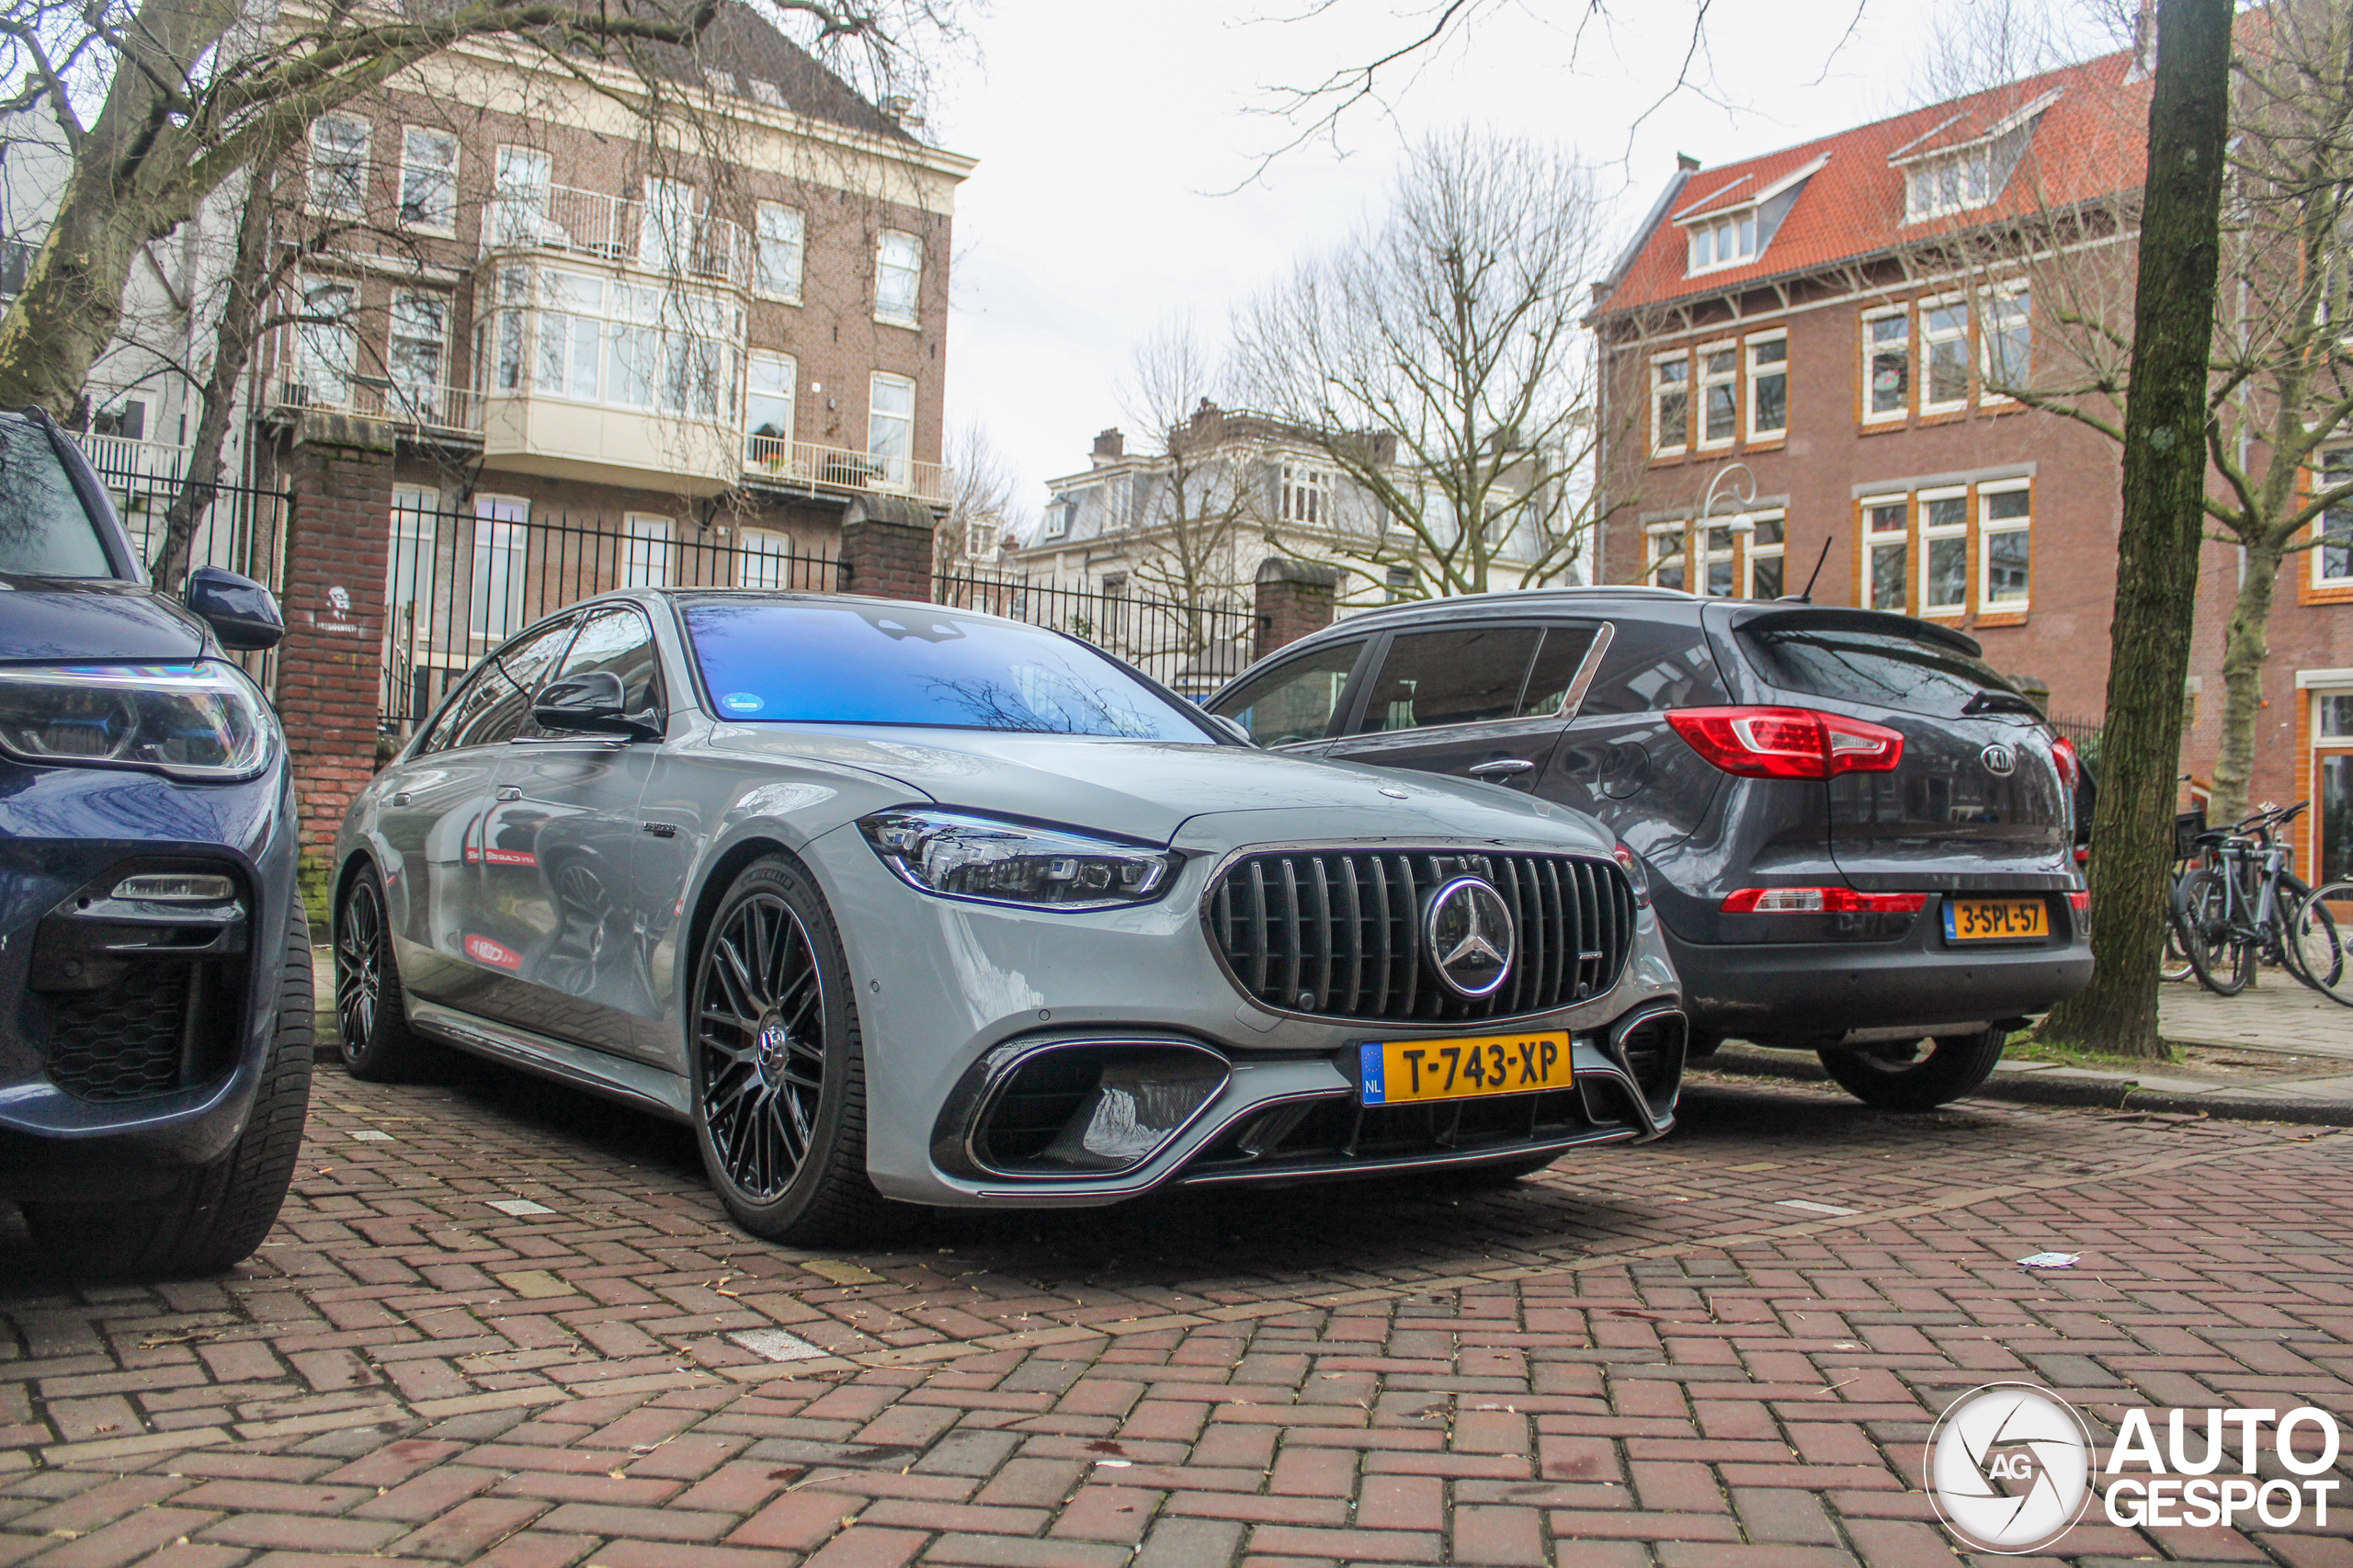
[1206,850,1634,1024]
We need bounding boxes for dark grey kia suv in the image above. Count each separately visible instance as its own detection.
[1207,588,2091,1110]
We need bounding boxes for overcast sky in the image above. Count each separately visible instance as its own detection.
[920,0,2119,534]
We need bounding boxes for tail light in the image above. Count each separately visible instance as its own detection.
[2051,733,2081,790]
[1666,707,1904,780]
[1722,888,1927,915]
[2067,891,2089,911]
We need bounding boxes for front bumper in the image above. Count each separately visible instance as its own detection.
[0,759,300,1201]
[1665,896,2094,1044]
[802,823,1686,1208]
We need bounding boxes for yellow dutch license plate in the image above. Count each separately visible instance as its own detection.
[1358,1032,1572,1107]
[1943,896,2051,942]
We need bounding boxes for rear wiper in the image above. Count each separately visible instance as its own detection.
[1962,690,2041,718]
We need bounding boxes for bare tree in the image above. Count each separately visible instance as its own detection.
[0,0,961,416]
[1233,127,1609,598]
[937,420,1022,574]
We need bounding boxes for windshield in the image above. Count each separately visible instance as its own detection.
[685,600,1213,741]
[0,419,113,578]
[1739,620,2024,721]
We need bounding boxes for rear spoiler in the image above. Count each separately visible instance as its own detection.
[1710,601,1984,660]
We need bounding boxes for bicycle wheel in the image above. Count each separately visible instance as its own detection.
[2175,867,2254,995]
[2290,881,2353,1006]
[2160,917,2196,983]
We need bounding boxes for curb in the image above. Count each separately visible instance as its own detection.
[1695,1049,2352,1128]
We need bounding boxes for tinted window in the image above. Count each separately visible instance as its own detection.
[1740,622,2019,719]
[1211,640,1363,746]
[1354,626,1590,734]
[1580,620,1724,715]
[441,618,577,750]
[0,420,112,577]
[686,601,1211,741]
[528,607,663,736]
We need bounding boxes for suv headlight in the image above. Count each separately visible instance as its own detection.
[859,809,1178,910]
[0,662,277,781]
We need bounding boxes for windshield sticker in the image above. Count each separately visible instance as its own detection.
[722,692,765,713]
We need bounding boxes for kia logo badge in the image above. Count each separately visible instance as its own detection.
[1982,743,2018,777]
[1424,876,1516,998]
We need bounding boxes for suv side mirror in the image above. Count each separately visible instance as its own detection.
[184,565,284,651]
[533,671,662,740]
[1206,711,1254,746]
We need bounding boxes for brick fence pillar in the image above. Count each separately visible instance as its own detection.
[1255,556,1342,662]
[277,412,395,878]
[839,493,938,601]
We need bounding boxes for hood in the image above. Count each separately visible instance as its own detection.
[0,578,208,662]
[705,723,1612,851]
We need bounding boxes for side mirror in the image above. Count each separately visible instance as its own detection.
[533,671,662,740]
[1205,711,1255,746]
[184,565,284,651]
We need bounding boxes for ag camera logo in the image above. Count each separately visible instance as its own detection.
[1927,1383,2094,1553]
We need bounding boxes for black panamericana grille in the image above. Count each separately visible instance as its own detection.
[1206,850,1637,1023]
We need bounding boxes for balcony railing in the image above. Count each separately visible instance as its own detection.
[269,376,483,436]
[745,435,950,505]
[484,184,750,291]
[74,433,195,481]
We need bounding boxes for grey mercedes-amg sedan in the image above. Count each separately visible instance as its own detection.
[333,591,1685,1244]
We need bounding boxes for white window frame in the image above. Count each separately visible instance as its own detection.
[1650,352,1689,457]
[1863,307,1911,423]
[310,116,369,217]
[1904,148,1998,222]
[744,350,797,470]
[1645,523,1688,593]
[755,202,804,302]
[1745,332,1788,441]
[490,146,553,247]
[623,513,672,588]
[1979,284,2030,403]
[388,291,448,416]
[739,527,793,589]
[1977,480,2032,612]
[1696,339,1738,450]
[294,278,358,409]
[1279,462,1334,526]
[388,486,438,615]
[868,371,915,484]
[1685,209,1759,275]
[2318,449,2353,586]
[1919,295,1972,415]
[470,495,530,642]
[1861,494,1909,613]
[874,229,921,327]
[1042,497,1073,540]
[398,127,459,234]
[1917,484,1971,614]
[1743,511,1787,599]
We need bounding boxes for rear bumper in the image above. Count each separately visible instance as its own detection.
[1665,915,2092,1044]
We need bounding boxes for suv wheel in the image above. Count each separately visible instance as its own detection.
[1817,1027,2008,1111]
[689,854,893,1245]
[25,905,315,1278]
[335,864,442,1081]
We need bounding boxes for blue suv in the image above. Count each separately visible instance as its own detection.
[0,408,310,1276]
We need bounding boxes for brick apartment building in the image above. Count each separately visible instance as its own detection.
[1589,42,2353,884]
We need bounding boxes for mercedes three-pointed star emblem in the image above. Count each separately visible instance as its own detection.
[1424,876,1517,998]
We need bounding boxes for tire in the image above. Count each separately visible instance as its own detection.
[1817,1026,2008,1111]
[2291,881,2353,1006]
[335,863,443,1081]
[2175,867,2253,996]
[689,854,891,1245]
[2160,918,2196,983]
[26,904,315,1278]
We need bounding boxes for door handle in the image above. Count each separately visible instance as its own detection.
[391,791,412,807]
[1468,758,1536,777]
[494,786,523,801]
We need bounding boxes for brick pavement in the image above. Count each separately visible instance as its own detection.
[1,1059,2349,1567]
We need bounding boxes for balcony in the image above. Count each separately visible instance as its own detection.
[74,432,196,482]
[483,184,750,292]
[267,376,484,441]
[744,435,951,506]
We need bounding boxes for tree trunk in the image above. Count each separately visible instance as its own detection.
[0,170,153,416]
[2208,535,2284,824]
[152,172,276,590]
[2039,0,2234,1061]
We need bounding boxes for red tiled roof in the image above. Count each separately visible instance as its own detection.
[1594,50,2150,318]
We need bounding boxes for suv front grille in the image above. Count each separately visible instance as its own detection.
[1206,850,1635,1023]
[37,964,199,1101]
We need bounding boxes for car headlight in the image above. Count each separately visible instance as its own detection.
[859,809,1178,910]
[0,662,277,781]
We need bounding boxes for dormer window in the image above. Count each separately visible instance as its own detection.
[1893,88,2060,223]
[1689,212,1757,274]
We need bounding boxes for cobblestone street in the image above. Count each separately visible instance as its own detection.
[1,1058,2348,1568]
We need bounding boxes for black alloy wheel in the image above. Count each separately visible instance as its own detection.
[689,855,887,1243]
[335,865,438,1081]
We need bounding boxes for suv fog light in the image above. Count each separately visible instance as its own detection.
[113,873,236,903]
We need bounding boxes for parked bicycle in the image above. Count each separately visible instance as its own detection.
[2172,801,2349,1003]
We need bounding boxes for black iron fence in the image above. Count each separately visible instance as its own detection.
[383,505,839,732]
[933,571,1258,698]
